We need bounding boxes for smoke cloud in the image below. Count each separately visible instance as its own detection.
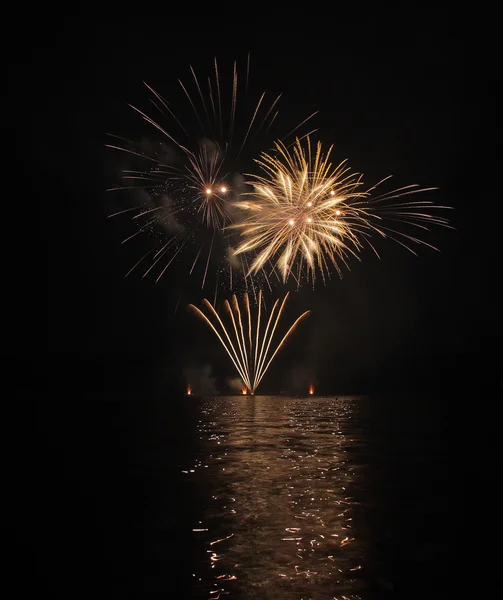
[226,377,244,393]
[282,364,317,394]
[183,364,218,395]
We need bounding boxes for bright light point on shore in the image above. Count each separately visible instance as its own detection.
[220,186,227,193]
[289,219,295,225]
[187,387,192,396]
[206,188,212,194]
[335,209,341,216]
[307,202,312,207]
[307,217,312,223]
[242,387,247,395]
[330,191,335,196]
[309,385,314,395]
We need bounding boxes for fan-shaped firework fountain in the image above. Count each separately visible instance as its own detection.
[189,291,310,394]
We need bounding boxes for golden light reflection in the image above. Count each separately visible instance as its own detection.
[185,396,367,598]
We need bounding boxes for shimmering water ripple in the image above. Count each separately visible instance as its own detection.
[178,396,372,599]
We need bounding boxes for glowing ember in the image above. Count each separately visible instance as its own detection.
[309,385,314,395]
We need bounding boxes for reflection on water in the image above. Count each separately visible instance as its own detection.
[38,390,447,597]
[180,396,371,599]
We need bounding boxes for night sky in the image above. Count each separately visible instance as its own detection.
[4,8,500,599]
[14,10,495,394]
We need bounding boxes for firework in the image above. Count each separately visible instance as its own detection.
[106,56,317,291]
[230,137,452,285]
[189,291,310,395]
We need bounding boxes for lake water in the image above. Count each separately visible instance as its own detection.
[35,393,448,599]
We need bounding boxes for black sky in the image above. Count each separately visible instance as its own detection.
[17,9,497,393]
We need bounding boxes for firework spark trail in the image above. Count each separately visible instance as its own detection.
[230,137,452,285]
[106,56,318,291]
[189,291,310,394]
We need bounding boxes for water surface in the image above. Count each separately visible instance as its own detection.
[37,393,448,599]
[139,394,447,599]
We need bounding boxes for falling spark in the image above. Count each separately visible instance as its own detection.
[189,291,310,394]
